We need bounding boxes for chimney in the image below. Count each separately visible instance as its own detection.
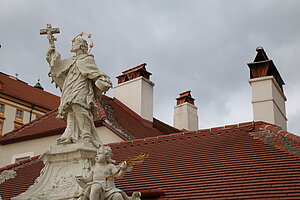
[173,91,199,131]
[247,46,287,130]
[114,63,154,122]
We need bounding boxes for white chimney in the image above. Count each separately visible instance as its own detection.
[114,63,154,122]
[248,46,287,130]
[173,91,199,131]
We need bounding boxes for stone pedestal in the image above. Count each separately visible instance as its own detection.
[13,144,97,200]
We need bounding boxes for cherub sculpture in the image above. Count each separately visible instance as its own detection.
[76,146,142,200]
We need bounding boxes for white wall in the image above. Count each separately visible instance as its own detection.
[249,76,287,130]
[114,76,154,122]
[174,102,199,131]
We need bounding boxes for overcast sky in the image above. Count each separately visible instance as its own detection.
[1,0,299,135]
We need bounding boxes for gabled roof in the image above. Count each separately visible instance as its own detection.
[1,121,300,199]
[0,72,59,110]
[0,96,178,144]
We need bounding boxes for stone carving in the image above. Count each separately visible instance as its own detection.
[0,170,17,184]
[12,25,144,200]
[76,146,141,200]
[13,145,98,200]
[40,24,112,147]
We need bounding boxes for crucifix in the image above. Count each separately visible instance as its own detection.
[40,24,60,48]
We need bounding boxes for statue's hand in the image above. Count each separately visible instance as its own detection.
[120,161,133,172]
[75,175,84,182]
[46,46,55,58]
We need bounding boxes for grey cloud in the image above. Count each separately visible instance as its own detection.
[0,0,299,134]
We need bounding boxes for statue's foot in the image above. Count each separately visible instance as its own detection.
[57,137,73,145]
[82,138,95,148]
[131,192,141,200]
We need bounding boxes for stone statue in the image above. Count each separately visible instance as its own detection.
[40,24,112,147]
[13,24,144,200]
[76,146,141,200]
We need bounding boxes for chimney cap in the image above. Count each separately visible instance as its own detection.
[247,47,285,92]
[256,46,264,51]
[176,90,195,105]
[121,63,150,75]
[116,63,152,84]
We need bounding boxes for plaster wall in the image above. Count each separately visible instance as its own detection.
[174,102,198,131]
[95,126,123,144]
[0,135,58,167]
[249,76,287,130]
[114,76,154,122]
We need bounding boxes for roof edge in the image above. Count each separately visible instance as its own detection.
[258,123,300,144]
[0,155,40,172]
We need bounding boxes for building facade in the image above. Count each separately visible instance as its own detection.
[0,72,60,135]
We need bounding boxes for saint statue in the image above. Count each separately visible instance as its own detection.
[41,24,112,147]
[76,146,141,200]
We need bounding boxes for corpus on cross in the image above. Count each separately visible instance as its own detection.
[40,24,60,47]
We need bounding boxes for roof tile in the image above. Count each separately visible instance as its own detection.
[0,72,59,110]
[2,122,300,199]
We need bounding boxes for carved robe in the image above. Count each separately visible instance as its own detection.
[47,52,106,119]
[46,51,110,144]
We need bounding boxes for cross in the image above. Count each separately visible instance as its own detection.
[40,24,60,47]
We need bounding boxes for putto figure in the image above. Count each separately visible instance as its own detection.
[41,24,112,147]
[76,146,141,200]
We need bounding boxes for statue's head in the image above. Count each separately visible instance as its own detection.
[70,38,88,54]
[95,146,116,164]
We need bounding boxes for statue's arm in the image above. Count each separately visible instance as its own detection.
[45,46,69,90]
[76,170,93,185]
[46,45,61,65]
[110,162,132,179]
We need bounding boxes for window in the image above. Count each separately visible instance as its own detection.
[11,152,34,164]
[0,121,3,136]
[0,103,4,113]
[15,109,23,119]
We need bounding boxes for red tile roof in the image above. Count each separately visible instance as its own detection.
[105,97,178,139]
[0,109,66,144]
[0,96,178,144]
[0,72,60,110]
[1,121,300,199]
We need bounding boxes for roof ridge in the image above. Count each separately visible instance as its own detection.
[260,124,300,144]
[0,109,58,139]
[0,155,40,172]
[108,121,256,146]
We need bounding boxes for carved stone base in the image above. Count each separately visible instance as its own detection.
[13,143,97,200]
